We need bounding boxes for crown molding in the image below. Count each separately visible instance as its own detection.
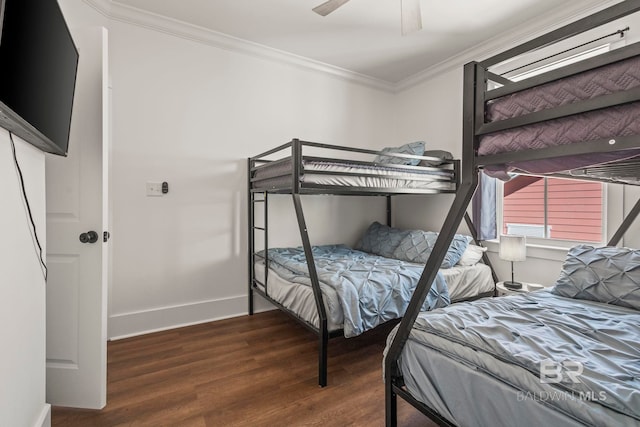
[83,0,623,94]
[82,0,396,93]
[395,0,623,92]
[82,0,112,18]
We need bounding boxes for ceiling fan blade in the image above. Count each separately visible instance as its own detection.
[313,0,351,16]
[401,0,422,35]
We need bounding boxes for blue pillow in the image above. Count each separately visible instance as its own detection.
[354,221,409,258]
[392,230,471,268]
[374,141,425,166]
[552,245,640,310]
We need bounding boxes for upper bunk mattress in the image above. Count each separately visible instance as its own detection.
[386,290,640,426]
[252,159,455,191]
[480,54,640,177]
[486,55,640,122]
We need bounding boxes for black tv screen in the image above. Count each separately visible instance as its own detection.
[0,0,78,156]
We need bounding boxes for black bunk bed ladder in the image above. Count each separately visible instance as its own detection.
[249,193,269,315]
[248,186,269,316]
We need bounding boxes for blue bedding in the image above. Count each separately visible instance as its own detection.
[263,244,450,337]
[406,290,640,425]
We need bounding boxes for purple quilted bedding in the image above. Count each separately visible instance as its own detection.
[480,55,640,179]
[486,55,640,121]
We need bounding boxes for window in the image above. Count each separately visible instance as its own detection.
[501,176,603,243]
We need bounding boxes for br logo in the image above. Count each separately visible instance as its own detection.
[540,360,583,384]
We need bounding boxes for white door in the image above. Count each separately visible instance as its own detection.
[45,27,109,409]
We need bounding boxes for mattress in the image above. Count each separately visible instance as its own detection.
[486,55,640,122]
[254,261,494,333]
[480,54,640,179]
[252,159,455,191]
[386,291,640,426]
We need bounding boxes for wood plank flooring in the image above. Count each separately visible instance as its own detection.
[52,310,435,426]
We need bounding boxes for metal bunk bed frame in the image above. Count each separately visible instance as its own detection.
[247,138,490,387]
[384,1,640,425]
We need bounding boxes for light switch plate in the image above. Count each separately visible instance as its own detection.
[146,182,163,197]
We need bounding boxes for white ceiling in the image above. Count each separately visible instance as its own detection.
[110,0,614,84]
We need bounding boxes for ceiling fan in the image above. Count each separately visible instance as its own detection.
[312,0,422,35]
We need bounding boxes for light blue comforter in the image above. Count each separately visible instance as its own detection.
[264,244,449,337]
[409,290,640,425]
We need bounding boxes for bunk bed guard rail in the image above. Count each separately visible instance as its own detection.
[248,138,460,196]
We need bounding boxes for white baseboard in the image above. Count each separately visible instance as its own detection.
[109,293,275,340]
[34,404,51,427]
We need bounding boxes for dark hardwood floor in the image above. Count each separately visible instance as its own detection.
[52,310,435,426]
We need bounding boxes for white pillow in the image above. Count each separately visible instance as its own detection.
[457,244,487,266]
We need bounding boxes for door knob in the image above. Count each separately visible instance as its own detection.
[79,231,99,244]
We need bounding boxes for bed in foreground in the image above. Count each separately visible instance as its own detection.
[384,245,640,427]
[384,2,640,425]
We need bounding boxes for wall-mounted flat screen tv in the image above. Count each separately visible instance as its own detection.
[0,0,79,156]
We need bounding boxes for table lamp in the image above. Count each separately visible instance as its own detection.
[499,234,527,290]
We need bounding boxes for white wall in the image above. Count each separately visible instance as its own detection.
[392,69,463,235]
[0,131,50,427]
[107,19,397,338]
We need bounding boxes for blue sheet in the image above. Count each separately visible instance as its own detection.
[263,244,450,337]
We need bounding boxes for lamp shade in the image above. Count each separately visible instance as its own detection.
[499,234,527,262]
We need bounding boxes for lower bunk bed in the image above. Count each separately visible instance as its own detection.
[384,245,640,427]
[254,244,494,337]
[251,221,495,382]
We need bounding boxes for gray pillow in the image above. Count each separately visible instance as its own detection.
[419,150,454,167]
[354,221,409,258]
[392,230,472,268]
[374,141,425,166]
[552,245,640,310]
